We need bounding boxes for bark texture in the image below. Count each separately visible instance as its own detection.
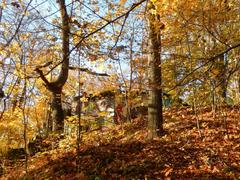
[147,6,164,138]
[36,0,70,133]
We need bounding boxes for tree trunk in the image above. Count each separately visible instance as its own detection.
[36,0,70,133]
[51,92,64,132]
[216,54,228,102]
[147,5,163,138]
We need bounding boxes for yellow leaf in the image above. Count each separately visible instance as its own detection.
[119,0,127,6]
[150,0,158,3]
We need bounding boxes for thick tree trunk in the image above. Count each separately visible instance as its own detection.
[219,54,227,100]
[51,92,64,132]
[36,0,70,133]
[147,6,164,138]
[216,54,228,103]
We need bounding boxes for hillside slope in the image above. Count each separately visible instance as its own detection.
[1,108,240,179]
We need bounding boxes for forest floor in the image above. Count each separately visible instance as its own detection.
[1,107,240,179]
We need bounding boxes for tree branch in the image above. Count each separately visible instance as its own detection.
[3,0,34,49]
[38,0,147,77]
[167,42,240,92]
[35,68,51,87]
[69,66,109,76]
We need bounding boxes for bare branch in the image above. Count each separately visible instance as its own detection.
[69,66,109,76]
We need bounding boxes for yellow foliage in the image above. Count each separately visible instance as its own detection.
[119,0,127,6]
